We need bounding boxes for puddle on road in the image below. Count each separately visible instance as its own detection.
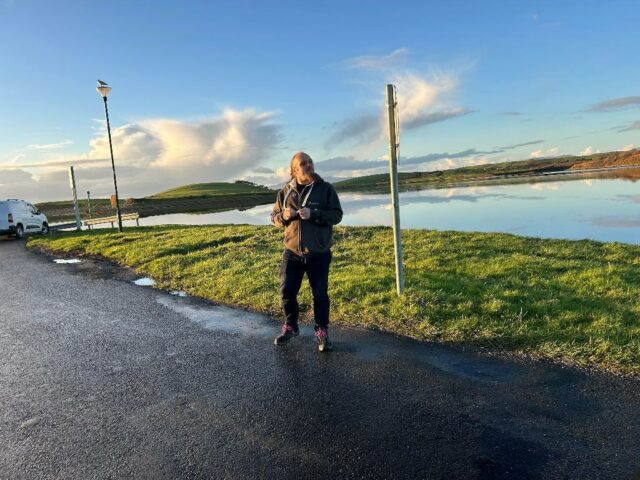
[133,277,156,286]
[348,335,523,383]
[170,290,188,297]
[53,259,82,264]
[156,295,522,384]
[415,348,522,383]
[156,295,277,337]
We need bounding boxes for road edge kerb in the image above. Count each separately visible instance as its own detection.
[25,241,640,382]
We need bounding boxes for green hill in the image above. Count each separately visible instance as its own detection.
[334,149,640,192]
[146,181,275,200]
[38,181,277,223]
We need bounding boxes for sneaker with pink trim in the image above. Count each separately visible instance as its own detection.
[274,324,299,346]
[315,327,333,352]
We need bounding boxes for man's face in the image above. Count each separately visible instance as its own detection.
[293,155,315,183]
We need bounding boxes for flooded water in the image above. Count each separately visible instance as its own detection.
[133,277,156,286]
[156,292,524,382]
[53,258,82,264]
[137,169,640,244]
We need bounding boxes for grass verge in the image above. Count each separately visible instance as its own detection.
[28,225,640,375]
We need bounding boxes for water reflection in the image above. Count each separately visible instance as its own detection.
[591,217,640,228]
[139,170,640,244]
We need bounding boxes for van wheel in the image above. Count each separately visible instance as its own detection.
[15,225,24,239]
[41,223,50,235]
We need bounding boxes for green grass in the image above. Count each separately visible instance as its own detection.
[146,181,275,200]
[28,226,640,375]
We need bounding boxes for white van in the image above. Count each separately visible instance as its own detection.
[0,199,50,239]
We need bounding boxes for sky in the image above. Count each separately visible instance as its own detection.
[1,0,639,202]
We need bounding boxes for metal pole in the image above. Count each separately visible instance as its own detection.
[385,84,404,295]
[86,191,93,219]
[103,96,123,232]
[68,166,82,231]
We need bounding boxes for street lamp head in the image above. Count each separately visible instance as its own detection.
[96,80,111,98]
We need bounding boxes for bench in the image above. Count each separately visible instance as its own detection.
[84,212,140,229]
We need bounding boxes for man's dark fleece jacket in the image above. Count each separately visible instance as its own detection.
[270,174,343,254]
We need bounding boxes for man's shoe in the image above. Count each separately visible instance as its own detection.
[274,324,299,346]
[315,327,333,352]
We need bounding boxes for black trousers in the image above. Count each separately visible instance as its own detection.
[279,249,332,330]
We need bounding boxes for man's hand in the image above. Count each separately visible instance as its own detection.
[297,208,311,220]
[282,208,298,221]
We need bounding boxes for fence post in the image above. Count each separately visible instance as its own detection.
[68,166,82,231]
[385,84,405,295]
[86,191,93,220]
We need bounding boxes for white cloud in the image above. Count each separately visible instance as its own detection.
[530,147,560,158]
[405,155,488,173]
[328,70,470,148]
[343,48,410,70]
[251,166,275,174]
[619,143,637,151]
[0,168,34,185]
[313,149,495,179]
[0,168,71,202]
[579,146,600,156]
[1,108,282,202]
[8,153,25,163]
[27,139,73,150]
[89,108,281,181]
[275,166,290,180]
[0,157,110,170]
[88,123,162,167]
[393,72,456,123]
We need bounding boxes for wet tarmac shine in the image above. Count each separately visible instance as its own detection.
[1,239,639,479]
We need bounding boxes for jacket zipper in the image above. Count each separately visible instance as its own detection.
[298,183,313,255]
[288,181,313,255]
[298,187,303,254]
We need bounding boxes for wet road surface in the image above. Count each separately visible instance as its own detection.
[1,239,639,479]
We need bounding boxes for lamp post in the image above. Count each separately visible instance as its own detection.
[96,80,123,232]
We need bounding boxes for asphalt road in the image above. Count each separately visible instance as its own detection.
[1,238,639,479]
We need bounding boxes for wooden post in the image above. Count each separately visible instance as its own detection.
[386,84,405,295]
[86,191,93,220]
[68,166,82,231]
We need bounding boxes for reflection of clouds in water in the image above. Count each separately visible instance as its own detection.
[141,205,273,226]
[139,176,640,244]
[457,186,490,195]
[211,205,272,224]
[530,182,560,191]
[584,180,593,187]
[617,194,640,204]
[239,204,272,218]
[590,216,640,228]
[348,208,392,226]
[340,190,544,215]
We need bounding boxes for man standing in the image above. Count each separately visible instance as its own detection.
[270,152,343,352]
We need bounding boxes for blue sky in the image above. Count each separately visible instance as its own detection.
[1,0,639,201]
